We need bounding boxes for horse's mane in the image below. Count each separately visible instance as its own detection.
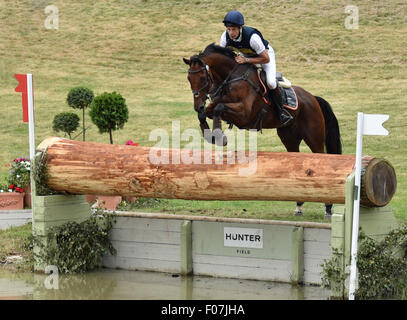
[202,43,236,60]
[189,43,236,65]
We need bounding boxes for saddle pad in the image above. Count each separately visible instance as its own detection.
[281,86,298,110]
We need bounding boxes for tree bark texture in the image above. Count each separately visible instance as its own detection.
[37,137,396,207]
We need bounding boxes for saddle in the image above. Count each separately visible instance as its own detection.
[226,66,298,132]
[258,69,298,110]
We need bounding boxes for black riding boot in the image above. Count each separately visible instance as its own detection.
[269,85,293,125]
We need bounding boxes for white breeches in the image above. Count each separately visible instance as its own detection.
[261,47,277,89]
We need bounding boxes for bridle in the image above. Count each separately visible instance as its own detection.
[188,58,213,106]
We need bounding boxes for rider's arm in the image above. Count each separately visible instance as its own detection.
[235,49,269,64]
[219,31,227,47]
[235,33,270,64]
[245,50,270,64]
[248,34,270,64]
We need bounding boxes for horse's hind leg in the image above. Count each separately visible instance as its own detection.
[324,204,333,219]
[276,127,305,216]
[302,128,334,219]
[298,111,334,219]
[294,202,304,216]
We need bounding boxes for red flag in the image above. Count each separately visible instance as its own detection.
[14,74,28,122]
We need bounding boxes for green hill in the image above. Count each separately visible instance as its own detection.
[1,0,406,220]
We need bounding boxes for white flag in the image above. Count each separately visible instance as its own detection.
[362,114,389,136]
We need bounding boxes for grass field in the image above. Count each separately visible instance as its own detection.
[1,0,406,222]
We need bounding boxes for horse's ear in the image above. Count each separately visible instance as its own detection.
[183,58,190,65]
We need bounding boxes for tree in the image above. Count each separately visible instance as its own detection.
[67,87,94,141]
[52,112,80,139]
[89,92,129,144]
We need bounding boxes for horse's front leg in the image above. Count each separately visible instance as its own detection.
[208,99,251,146]
[210,103,227,146]
[220,101,254,129]
[197,98,219,139]
[204,98,220,118]
[197,100,227,146]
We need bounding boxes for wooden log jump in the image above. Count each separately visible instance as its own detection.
[37,137,396,207]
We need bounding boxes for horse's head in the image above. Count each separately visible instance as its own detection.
[183,56,211,113]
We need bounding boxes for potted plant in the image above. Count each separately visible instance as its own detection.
[0,182,25,210]
[5,157,31,209]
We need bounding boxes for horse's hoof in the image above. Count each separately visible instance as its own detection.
[214,135,227,146]
[222,135,228,146]
[293,210,303,216]
[324,212,332,220]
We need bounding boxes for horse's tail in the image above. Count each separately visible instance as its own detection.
[314,96,342,155]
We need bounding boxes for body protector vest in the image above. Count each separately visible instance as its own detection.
[225,26,269,57]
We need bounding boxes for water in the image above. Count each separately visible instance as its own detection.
[0,268,330,300]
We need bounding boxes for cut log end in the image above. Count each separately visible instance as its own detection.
[37,137,64,152]
[361,158,397,207]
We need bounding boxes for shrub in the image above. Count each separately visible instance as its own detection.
[52,112,80,139]
[321,224,407,299]
[66,87,94,141]
[356,225,407,299]
[89,91,129,144]
[33,209,116,274]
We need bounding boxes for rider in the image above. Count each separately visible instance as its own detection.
[219,10,293,125]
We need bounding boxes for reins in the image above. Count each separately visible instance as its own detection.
[194,55,272,132]
[188,55,263,104]
[209,62,264,100]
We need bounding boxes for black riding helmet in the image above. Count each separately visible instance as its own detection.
[223,10,244,27]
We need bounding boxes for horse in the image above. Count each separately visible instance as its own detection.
[183,43,342,218]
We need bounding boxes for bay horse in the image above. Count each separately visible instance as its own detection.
[183,43,342,217]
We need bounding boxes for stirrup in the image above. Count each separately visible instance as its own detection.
[279,108,293,125]
[280,114,292,125]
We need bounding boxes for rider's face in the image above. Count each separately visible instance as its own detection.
[226,26,240,40]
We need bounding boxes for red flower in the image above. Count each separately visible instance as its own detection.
[125,140,138,146]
